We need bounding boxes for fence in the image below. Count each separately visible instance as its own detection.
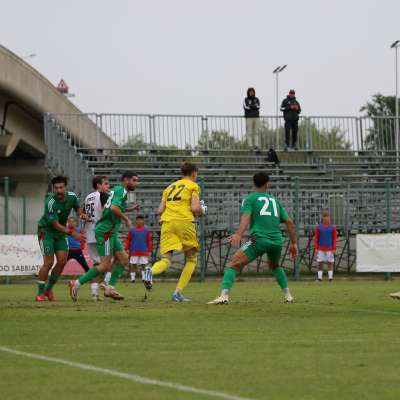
[3,174,400,274]
[46,113,400,153]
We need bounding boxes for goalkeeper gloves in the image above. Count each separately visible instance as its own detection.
[200,200,208,215]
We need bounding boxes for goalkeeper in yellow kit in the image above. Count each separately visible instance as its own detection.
[142,161,206,301]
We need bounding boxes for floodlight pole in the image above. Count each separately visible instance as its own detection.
[391,40,400,181]
[272,65,287,149]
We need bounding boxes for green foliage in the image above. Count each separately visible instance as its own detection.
[299,122,351,150]
[360,93,398,150]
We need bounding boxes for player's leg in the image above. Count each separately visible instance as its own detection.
[69,234,114,301]
[172,222,199,301]
[104,248,128,300]
[75,250,90,272]
[148,222,181,290]
[36,230,55,300]
[88,243,101,300]
[208,240,255,304]
[316,251,324,281]
[327,251,334,281]
[37,255,54,301]
[130,257,137,283]
[44,249,68,301]
[172,248,197,302]
[267,244,293,303]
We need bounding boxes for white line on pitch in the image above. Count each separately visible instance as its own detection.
[0,346,255,400]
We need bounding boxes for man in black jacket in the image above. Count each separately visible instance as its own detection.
[243,87,260,148]
[281,89,301,150]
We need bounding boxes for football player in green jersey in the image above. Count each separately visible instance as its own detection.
[69,171,138,301]
[208,172,298,305]
[36,176,86,302]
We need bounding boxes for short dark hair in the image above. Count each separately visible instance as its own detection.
[136,215,144,220]
[51,175,68,186]
[92,175,108,190]
[253,172,269,188]
[181,161,198,176]
[121,171,137,180]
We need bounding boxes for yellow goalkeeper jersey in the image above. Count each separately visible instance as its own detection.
[160,178,200,222]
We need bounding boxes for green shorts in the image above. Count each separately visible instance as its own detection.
[241,237,282,264]
[38,228,69,256]
[95,231,124,257]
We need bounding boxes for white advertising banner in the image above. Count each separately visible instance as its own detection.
[0,235,42,276]
[357,234,400,272]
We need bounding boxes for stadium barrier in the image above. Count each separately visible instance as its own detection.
[3,174,399,275]
[46,113,400,153]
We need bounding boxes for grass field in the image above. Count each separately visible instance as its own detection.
[1,279,400,400]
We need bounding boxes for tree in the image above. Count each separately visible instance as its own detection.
[360,93,398,150]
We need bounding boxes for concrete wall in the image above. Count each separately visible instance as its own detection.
[0,45,114,197]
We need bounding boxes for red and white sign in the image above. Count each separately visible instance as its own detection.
[56,79,69,94]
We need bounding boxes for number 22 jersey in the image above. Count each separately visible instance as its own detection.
[160,178,200,222]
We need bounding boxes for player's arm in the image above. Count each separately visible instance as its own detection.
[283,217,298,258]
[314,225,319,250]
[279,201,297,258]
[147,230,153,256]
[124,230,132,251]
[229,213,251,247]
[126,204,140,213]
[157,200,166,215]
[110,204,131,227]
[191,196,204,216]
[50,221,85,241]
[332,225,337,252]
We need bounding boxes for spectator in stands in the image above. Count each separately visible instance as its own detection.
[314,210,337,282]
[281,89,301,151]
[243,87,260,149]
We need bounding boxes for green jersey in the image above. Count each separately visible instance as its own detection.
[95,184,128,235]
[240,192,288,245]
[37,192,80,238]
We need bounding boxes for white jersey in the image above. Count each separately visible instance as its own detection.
[84,191,104,243]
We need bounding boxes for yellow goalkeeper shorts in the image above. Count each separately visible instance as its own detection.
[159,221,199,255]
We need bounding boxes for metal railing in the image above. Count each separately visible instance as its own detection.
[44,115,94,197]
[46,113,400,153]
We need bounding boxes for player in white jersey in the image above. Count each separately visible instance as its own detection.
[84,175,110,300]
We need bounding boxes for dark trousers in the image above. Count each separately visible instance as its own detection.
[284,120,298,147]
[68,249,90,272]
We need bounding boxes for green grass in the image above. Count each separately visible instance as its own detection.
[1,279,400,400]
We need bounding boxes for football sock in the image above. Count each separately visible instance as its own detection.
[176,256,196,291]
[78,267,100,285]
[37,280,46,295]
[104,272,111,283]
[44,273,59,291]
[90,282,99,296]
[152,258,171,275]
[272,267,289,290]
[109,265,125,287]
[221,267,237,292]
[328,270,333,280]
[318,270,323,280]
[130,272,136,281]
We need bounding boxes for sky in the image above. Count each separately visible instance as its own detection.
[2,0,400,116]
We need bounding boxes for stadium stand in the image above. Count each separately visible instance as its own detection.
[43,114,400,275]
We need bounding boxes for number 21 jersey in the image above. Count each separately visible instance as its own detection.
[241,192,289,245]
[160,178,200,222]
